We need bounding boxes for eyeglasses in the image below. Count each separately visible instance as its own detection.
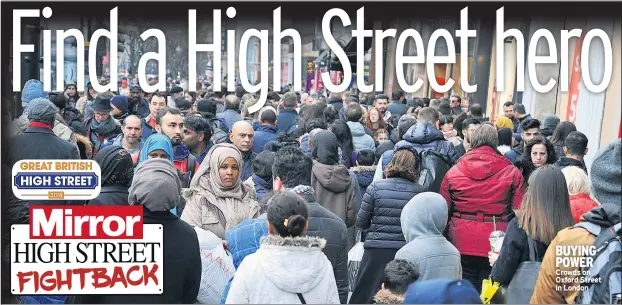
[94,112,110,119]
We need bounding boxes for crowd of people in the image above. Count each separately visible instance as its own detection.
[1,77,620,304]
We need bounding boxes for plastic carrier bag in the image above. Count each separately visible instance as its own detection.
[193,227,236,304]
[347,231,365,292]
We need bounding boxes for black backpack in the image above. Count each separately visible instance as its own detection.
[417,142,454,193]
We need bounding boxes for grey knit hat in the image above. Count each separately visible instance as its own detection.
[27,98,58,123]
[590,138,621,207]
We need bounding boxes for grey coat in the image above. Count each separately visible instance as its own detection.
[395,192,462,280]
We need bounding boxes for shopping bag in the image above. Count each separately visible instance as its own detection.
[347,232,365,292]
[505,238,541,304]
[193,227,236,304]
[481,278,506,304]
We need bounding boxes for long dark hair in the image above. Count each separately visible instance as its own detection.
[323,105,339,124]
[454,112,470,139]
[329,120,355,168]
[296,104,324,130]
[550,121,577,144]
[519,136,557,180]
[518,165,575,244]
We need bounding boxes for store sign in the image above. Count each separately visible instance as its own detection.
[566,34,584,124]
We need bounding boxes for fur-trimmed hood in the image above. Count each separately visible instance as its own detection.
[374,288,405,304]
[255,235,331,294]
[260,234,327,248]
[351,165,377,173]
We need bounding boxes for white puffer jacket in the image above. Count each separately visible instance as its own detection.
[225,235,340,304]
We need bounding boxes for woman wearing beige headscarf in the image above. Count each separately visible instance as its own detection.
[180,143,260,238]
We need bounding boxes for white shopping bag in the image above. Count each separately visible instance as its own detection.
[193,227,236,304]
[347,231,365,292]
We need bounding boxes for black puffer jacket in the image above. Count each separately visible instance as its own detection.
[303,194,349,304]
[356,177,426,249]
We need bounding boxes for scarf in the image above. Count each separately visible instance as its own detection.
[311,130,341,165]
[90,116,118,136]
[184,143,259,231]
[95,145,134,187]
[138,134,174,164]
[129,158,181,212]
[288,185,316,199]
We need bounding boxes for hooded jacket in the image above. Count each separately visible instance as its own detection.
[440,145,525,257]
[351,166,375,203]
[357,178,426,249]
[376,122,460,180]
[347,121,376,152]
[311,161,357,228]
[395,193,462,280]
[225,235,340,304]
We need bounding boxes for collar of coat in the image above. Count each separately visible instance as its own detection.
[374,288,405,304]
[260,235,326,249]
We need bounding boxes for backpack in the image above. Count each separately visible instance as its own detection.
[574,222,621,304]
[417,142,454,193]
[212,127,228,144]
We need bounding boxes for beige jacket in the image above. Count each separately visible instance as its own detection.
[180,185,259,239]
[13,114,77,144]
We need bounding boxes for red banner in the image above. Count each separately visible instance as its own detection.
[566,34,585,124]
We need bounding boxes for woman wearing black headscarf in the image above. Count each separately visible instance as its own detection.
[329,120,355,168]
[88,145,134,206]
[310,130,357,229]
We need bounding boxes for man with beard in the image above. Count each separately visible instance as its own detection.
[183,115,213,164]
[128,85,150,118]
[102,115,144,164]
[156,107,199,176]
[373,94,392,125]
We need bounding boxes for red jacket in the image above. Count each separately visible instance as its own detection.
[440,146,526,257]
[569,193,599,223]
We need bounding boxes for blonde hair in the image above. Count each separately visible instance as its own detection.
[562,166,591,195]
[241,94,259,118]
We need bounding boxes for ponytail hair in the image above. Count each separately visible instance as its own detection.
[267,191,309,237]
